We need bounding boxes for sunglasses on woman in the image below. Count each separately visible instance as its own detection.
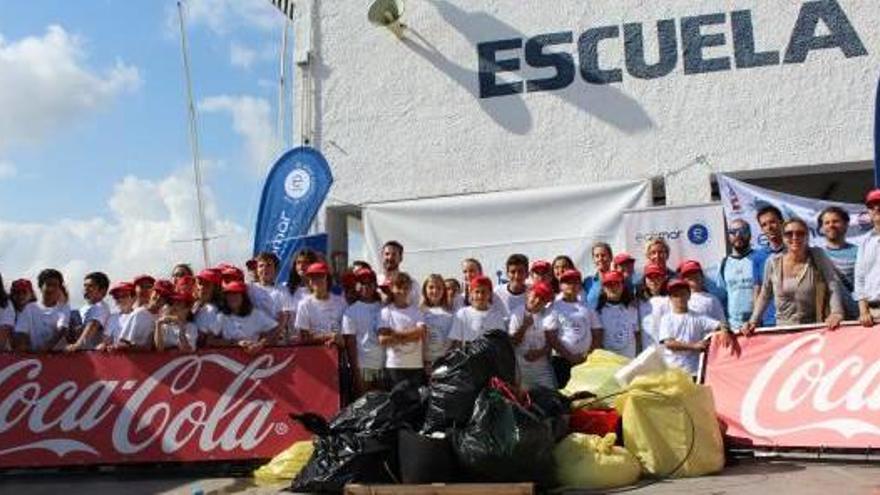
[783,230,807,239]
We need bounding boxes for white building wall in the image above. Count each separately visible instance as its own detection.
[294,0,879,207]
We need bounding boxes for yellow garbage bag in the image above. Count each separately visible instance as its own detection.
[253,440,315,485]
[554,433,641,490]
[563,350,631,407]
[614,369,724,478]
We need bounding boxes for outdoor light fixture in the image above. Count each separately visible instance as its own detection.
[368,0,405,38]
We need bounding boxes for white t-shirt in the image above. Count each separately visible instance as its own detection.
[159,321,199,350]
[379,304,425,369]
[653,291,727,326]
[658,311,720,375]
[0,304,15,329]
[598,302,639,358]
[14,301,71,351]
[508,306,556,389]
[450,304,509,343]
[638,296,667,350]
[107,311,134,345]
[248,283,283,318]
[277,286,309,342]
[422,306,454,361]
[194,303,221,336]
[342,301,384,370]
[118,307,158,348]
[294,294,347,337]
[549,299,602,356]
[79,300,111,349]
[494,285,527,315]
[219,309,278,342]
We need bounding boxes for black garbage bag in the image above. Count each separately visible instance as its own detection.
[451,382,556,487]
[290,381,426,493]
[528,386,572,442]
[423,329,516,432]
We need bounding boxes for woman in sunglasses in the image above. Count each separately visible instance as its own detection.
[743,218,845,334]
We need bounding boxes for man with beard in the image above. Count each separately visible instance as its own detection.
[378,240,419,304]
[716,219,763,331]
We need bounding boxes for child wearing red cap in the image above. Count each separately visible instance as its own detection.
[597,271,639,358]
[378,272,428,387]
[193,269,223,345]
[342,268,385,395]
[546,269,603,387]
[659,279,734,377]
[10,279,37,318]
[294,262,346,346]
[154,292,198,352]
[115,280,173,351]
[495,254,529,314]
[13,269,71,352]
[529,260,553,287]
[450,275,509,346]
[635,264,669,349]
[132,275,155,308]
[421,274,454,364]
[508,282,557,390]
[99,282,136,351]
[217,281,279,353]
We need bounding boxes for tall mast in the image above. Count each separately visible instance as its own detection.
[177,1,211,267]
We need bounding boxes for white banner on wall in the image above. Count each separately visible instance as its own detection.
[362,180,651,286]
[717,175,873,247]
[622,203,726,276]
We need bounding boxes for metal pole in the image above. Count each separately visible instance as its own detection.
[177,1,211,267]
[277,21,289,153]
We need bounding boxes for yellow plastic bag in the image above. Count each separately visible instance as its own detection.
[253,440,315,485]
[614,369,724,478]
[554,433,641,490]
[563,350,631,407]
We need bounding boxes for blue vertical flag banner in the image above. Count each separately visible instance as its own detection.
[253,146,333,284]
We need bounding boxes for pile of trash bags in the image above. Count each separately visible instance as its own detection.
[262,333,726,493]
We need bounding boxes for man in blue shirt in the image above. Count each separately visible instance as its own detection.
[583,241,612,309]
[716,219,763,330]
[752,204,785,326]
[817,206,859,319]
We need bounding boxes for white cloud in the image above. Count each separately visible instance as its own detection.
[174,0,282,35]
[0,25,142,152]
[0,167,250,306]
[230,41,258,69]
[199,94,277,172]
[0,161,16,180]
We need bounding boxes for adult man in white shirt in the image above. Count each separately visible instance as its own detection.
[66,272,112,352]
[378,240,420,304]
[14,269,70,352]
[856,189,880,326]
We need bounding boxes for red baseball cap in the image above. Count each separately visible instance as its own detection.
[469,275,492,290]
[169,291,195,305]
[866,189,880,206]
[153,279,175,298]
[667,278,690,292]
[643,264,666,278]
[214,262,235,271]
[678,260,703,276]
[530,260,551,274]
[559,269,582,284]
[222,281,248,294]
[132,274,155,287]
[340,271,357,288]
[354,268,377,283]
[530,281,554,302]
[601,270,625,285]
[175,275,194,287]
[613,253,635,266]
[221,266,245,282]
[11,279,33,293]
[196,269,222,285]
[305,262,330,276]
[109,282,135,297]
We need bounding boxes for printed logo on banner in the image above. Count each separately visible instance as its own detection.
[687,223,710,246]
[284,167,313,200]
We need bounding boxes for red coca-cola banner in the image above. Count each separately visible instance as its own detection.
[704,325,880,449]
[0,346,340,468]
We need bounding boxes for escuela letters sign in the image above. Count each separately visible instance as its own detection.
[0,347,339,467]
[704,325,880,449]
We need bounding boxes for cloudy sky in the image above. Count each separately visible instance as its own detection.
[0,0,291,302]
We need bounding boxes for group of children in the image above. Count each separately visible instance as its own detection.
[0,237,738,396]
